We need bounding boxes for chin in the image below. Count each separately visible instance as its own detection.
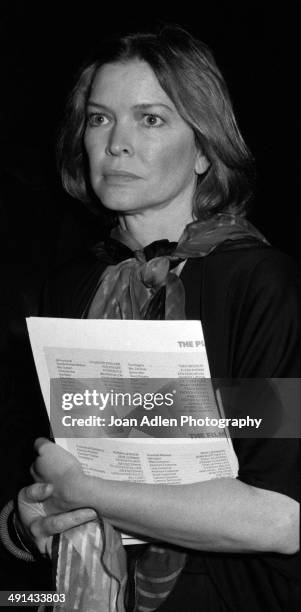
[96,188,140,212]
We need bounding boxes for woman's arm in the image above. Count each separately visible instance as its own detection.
[30,438,299,555]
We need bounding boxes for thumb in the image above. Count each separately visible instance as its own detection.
[34,437,53,454]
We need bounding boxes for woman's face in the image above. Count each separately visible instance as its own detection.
[84,59,206,215]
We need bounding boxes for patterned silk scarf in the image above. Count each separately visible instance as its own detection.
[88,214,268,321]
[52,214,268,612]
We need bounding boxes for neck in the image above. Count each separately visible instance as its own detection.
[117,204,194,248]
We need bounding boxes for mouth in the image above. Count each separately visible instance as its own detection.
[104,170,141,181]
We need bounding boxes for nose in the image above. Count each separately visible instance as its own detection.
[105,121,134,157]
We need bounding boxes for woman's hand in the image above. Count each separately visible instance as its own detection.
[31,438,86,513]
[15,437,98,557]
[17,482,97,556]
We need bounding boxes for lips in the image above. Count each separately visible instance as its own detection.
[104,170,141,180]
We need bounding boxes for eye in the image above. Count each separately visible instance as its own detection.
[142,114,165,128]
[86,113,110,127]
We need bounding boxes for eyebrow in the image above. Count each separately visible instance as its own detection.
[87,101,174,112]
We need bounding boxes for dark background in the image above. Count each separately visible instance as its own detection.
[0,0,299,594]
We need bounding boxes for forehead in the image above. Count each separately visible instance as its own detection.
[89,59,176,109]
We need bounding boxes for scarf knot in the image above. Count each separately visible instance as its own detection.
[139,256,171,289]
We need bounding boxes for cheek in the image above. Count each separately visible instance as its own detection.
[84,134,105,173]
[148,136,196,178]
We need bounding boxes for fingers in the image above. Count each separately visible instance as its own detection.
[30,508,98,538]
[34,437,53,453]
[24,482,54,503]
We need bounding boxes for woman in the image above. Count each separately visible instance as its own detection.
[1,26,299,611]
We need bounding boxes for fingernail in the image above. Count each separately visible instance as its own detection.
[27,483,50,497]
